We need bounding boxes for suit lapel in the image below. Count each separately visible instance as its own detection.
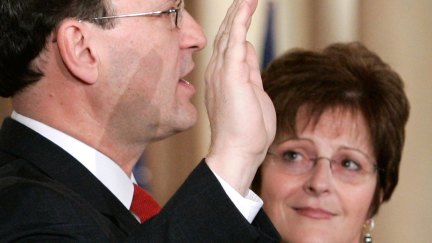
[0,118,140,234]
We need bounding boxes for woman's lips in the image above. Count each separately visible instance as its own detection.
[294,207,336,220]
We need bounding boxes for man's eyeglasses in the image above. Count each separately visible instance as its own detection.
[267,149,379,185]
[88,1,184,28]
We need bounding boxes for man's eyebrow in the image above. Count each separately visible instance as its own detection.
[155,0,178,9]
[165,0,182,8]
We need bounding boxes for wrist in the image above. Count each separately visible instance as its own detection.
[205,150,265,196]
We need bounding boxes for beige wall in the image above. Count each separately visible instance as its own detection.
[1,0,429,241]
[148,0,431,242]
[0,99,12,118]
[360,1,432,242]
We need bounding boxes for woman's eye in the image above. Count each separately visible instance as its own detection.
[341,159,361,171]
[281,151,302,162]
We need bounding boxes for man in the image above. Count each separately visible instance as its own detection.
[0,0,279,241]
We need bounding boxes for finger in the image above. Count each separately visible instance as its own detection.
[207,1,240,79]
[213,0,240,52]
[246,42,262,89]
[214,0,241,43]
[224,0,256,63]
[243,0,258,29]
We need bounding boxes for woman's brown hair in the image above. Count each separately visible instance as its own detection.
[253,42,410,217]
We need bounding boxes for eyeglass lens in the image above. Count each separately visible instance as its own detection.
[268,150,377,185]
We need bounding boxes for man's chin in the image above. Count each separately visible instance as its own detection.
[175,110,198,132]
[153,111,198,141]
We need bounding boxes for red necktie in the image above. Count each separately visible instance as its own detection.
[130,184,161,222]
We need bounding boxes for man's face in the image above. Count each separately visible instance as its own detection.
[90,0,206,143]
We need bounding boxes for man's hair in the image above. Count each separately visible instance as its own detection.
[253,42,410,217]
[0,0,114,97]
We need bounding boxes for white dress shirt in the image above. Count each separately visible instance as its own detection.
[11,111,262,223]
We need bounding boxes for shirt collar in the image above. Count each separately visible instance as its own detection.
[11,111,134,209]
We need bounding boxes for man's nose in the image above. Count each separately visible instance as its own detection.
[178,10,207,51]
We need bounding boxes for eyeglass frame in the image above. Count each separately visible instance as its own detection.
[266,150,380,185]
[86,1,184,28]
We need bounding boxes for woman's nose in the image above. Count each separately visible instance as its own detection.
[303,158,333,196]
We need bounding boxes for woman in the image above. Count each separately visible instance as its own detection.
[252,42,410,242]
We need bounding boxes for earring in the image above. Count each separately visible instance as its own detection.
[363,218,375,243]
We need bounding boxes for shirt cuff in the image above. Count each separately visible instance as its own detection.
[211,169,263,223]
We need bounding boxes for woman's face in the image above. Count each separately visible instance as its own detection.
[260,108,377,243]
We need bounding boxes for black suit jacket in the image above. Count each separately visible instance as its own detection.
[0,118,280,242]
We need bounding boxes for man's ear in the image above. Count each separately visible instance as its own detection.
[56,19,98,84]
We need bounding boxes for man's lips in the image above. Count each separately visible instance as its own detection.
[179,79,191,85]
[294,207,336,220]
[178,78,195,94]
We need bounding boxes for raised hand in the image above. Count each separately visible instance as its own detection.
[204,0,276,196]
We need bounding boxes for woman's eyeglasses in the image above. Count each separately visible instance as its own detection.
[267,149,379,185]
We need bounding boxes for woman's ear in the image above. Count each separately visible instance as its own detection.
[56,19,98,84]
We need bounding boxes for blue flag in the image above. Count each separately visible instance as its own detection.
[261,1,275,70]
